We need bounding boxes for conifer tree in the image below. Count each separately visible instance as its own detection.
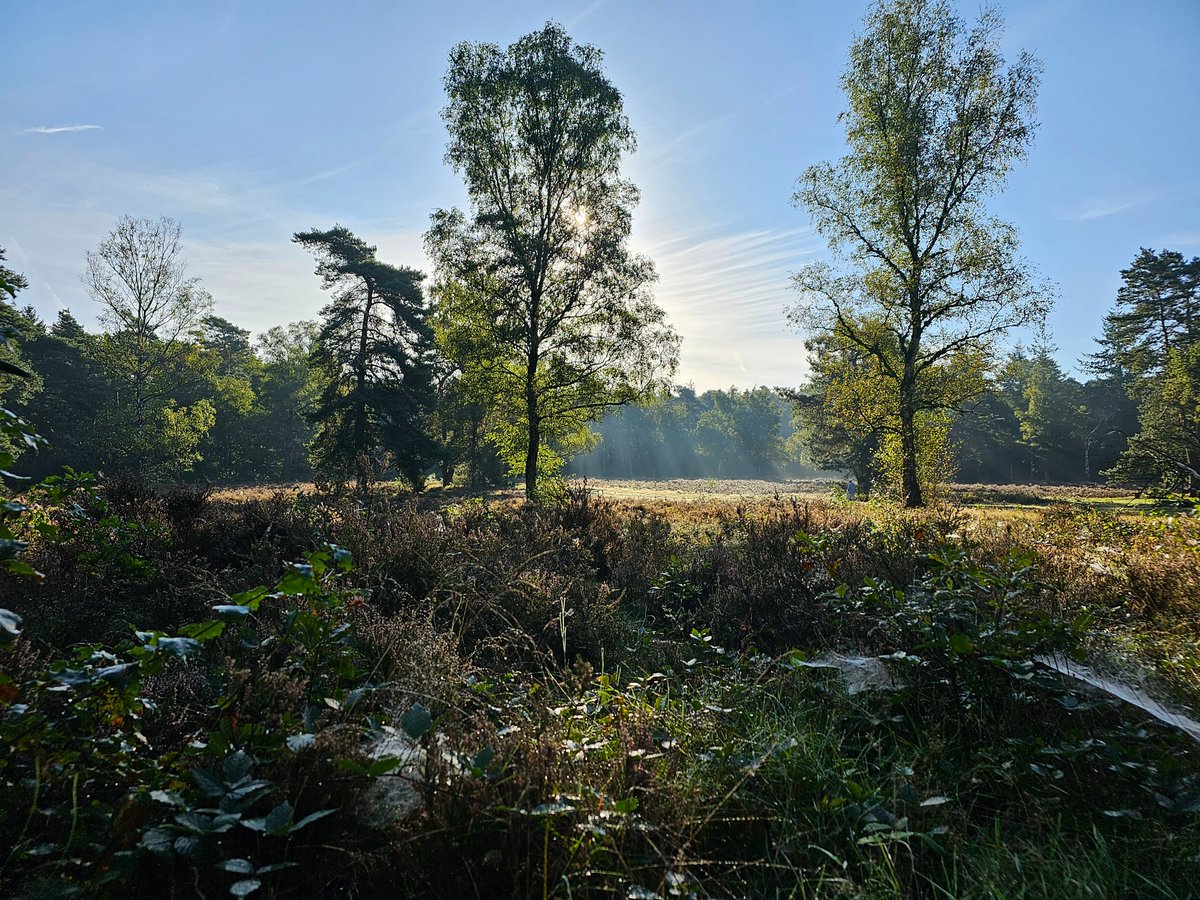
[295,226,436,493]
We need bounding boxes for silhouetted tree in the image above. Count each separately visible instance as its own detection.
[427,23,678,498]
[296,226,436,493]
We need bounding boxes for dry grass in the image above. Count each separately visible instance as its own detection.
[6,476,1200,897]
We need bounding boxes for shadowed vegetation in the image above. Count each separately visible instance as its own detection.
[2,479,1199,897]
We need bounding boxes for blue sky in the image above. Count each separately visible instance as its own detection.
[2,0,1197,390]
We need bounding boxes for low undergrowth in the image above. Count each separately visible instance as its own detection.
[1,480,1199,897]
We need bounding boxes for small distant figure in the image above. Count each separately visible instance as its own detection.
[846,480,857,500]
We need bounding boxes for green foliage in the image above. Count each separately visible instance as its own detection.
[1097,249,1200,493]
[873,408,956,501]
[84,216,216,477]
[10,311,108,477]
[5,468,1200,896]
[248,321,320,481]
[792,318,979,498]
[296,226,437,494]
[790,0,1050,506]
[427,23,679,498]
[0,253,42,462]
[1,310,48,588]
[1,546,359,896]
[998,344,1085,482]
[1097,248,1200,389]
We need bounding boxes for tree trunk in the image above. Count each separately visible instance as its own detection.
[468,413,480,490]
[524,343,540,500]
[354,285,373,495]
[899,406,922,507]
[524,396,540,499]
[899,362,923,507]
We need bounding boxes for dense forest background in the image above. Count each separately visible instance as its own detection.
[0,8,1196,500]
[2,238,1196,492]
[0,273,1164,490]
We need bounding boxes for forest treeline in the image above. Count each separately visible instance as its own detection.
[571,353,1139,486]
[2,247,1193,493]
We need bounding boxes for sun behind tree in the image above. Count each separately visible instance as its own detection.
[427,22,679,499]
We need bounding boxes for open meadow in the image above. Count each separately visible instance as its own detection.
[3,477,1199,897]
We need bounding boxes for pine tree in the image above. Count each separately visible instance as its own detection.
[295,226,436,493]
[1096,249,1200,492]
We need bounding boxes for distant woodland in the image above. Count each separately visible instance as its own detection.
[5,244,1196,494]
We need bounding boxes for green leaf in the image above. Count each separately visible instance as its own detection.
[219,859,256,875]
[230,878,262,898]
[223,750,255,786]
[612,797,639,814]
[367,757,401,778]
[139,826,175,857]
[2,559,39,578]
[175,811,213,833]
[222,780,272,804]
[211,813,242,832]
[471,747,495,775]
[947,633,975,654]
[96,662,138,684]
[277,564,315,595]
[255,862,298,875]
[264,801,293,835]
[229,586,268,610]
[243,802,295,835]
[180,620,225,641]
[290,808,336,832]
[332,758,369,776]
[156,636,202,658]
[173,835,204,858]
[212,605,252,622]
[193,769,225,798]
[400,702,432,740]
[33,522,59,540]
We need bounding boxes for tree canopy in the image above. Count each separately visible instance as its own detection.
[296,226,437,493]
[1097,248,1200,493]
[427,22,678,498]
[83,216,216,476]
[790,0,1049,506]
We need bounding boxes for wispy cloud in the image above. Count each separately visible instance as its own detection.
[19,124,103,135]
[647,113,740,167]
[0,147,437,342]
[1062,189,1159,222]
[568,0,611,28]
[1160,232,1200,248]
[634,223,819,389]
